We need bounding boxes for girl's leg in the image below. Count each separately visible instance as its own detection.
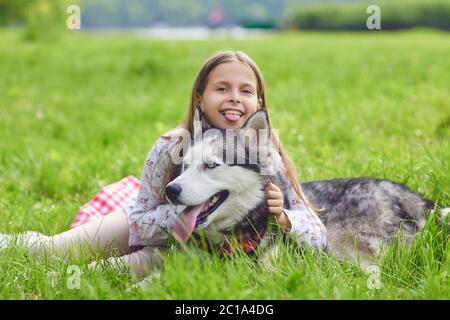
[88,246,165,277]
[52,209,131,259]
[13,209,131,261]
[2,209,165,277]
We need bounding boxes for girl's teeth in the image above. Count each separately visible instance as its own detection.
[211,195,219,205]
[222,110,242,116]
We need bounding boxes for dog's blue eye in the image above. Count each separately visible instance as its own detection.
[205,162,219,169]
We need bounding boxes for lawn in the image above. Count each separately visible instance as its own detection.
[0,28,448,299]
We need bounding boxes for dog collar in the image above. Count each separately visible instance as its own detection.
[190,227,266,258]
[218,227,266,257]
[190,227,266,257]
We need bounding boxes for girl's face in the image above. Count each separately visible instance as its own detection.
[197,61,262,129]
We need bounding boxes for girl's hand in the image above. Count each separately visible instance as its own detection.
[265,182,291,231]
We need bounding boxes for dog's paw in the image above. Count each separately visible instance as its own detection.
[259,245,281,270]
[0,233,12,250]
[125,270,162,293]
[439,207,450,219]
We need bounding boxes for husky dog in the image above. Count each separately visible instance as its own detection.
[166,107,447,268]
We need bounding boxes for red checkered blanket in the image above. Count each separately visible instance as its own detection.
[70,175,140,228]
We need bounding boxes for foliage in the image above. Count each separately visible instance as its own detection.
[287,0,450,30]
[0,0,73,41]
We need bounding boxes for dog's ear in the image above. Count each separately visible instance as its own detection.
[193,106,213,140]
[238,108,273,168]
[192,106,202,140]
[240,107,271,143]
[201,113,213,131]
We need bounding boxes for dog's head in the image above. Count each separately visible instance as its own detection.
[166,107,276,243]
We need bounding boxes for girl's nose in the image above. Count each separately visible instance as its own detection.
[228,89,241,103]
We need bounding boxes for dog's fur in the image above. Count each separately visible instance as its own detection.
[166,107,447,269]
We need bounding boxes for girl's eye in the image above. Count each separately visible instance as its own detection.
[242,89,252,94]
[205,162,219,169]
[217,87,226,91]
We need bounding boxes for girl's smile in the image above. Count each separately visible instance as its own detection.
[197,60,262,129]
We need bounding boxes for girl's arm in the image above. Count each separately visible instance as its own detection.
[267,155,327,250]
[124,137,185,247]
[282,187,327,250]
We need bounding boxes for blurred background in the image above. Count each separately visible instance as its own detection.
[0,0,449,37]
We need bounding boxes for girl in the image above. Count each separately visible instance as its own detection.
[0,51,326,277]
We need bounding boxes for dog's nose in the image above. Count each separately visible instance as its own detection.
[165,184,182,202]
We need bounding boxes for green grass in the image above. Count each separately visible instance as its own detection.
[0,28,449,299]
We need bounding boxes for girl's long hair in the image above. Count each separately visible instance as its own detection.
[161,51,316,212]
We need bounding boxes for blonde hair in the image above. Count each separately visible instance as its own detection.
[162,50,316,212]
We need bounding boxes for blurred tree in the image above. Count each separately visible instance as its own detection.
[0,0,74,40]
[0,0,31,25]
[0,0,67,26]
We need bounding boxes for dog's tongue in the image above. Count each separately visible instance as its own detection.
[173,202,209,243]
